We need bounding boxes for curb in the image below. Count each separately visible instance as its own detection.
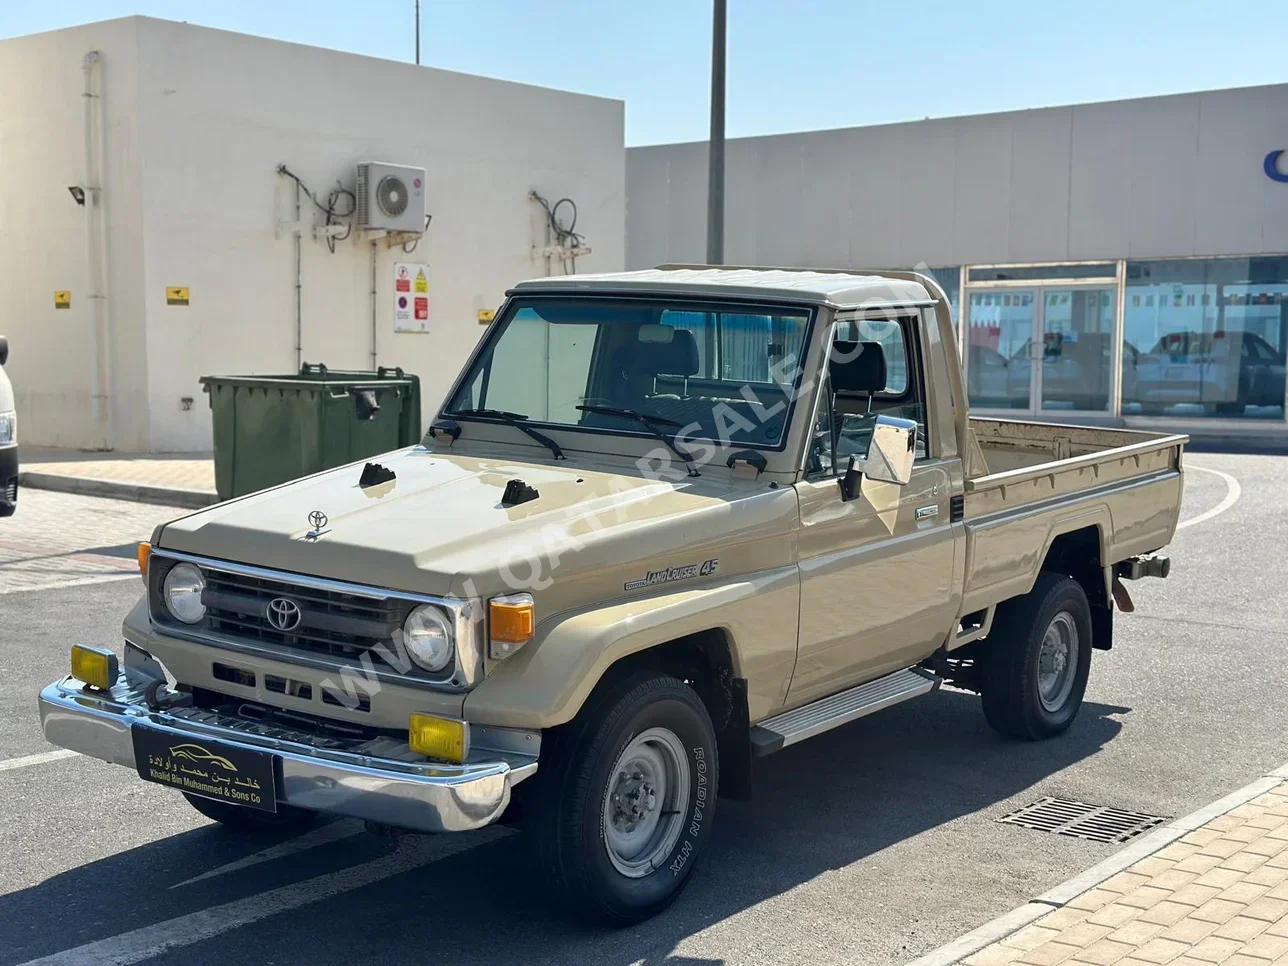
[19,470,219,510]
[904,761,1288,966]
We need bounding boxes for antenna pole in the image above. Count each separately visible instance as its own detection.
[415,0,421,65]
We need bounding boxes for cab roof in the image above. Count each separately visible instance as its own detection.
[508,266,937,310]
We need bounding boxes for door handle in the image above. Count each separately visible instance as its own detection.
[915,505,939,521]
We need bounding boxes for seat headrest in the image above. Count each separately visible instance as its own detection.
[830,341,887,394]
[633,327,700,377]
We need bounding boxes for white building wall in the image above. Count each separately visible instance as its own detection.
[0,18,151,450]
[0,17,625,453]
[626,85,1288,270]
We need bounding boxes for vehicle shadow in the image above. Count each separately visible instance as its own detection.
[0,690,1126,966]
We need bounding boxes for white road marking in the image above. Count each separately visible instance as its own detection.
[0,749,78,772]
[17,827,509,966]
[1177,465,1241,531]
[0,572,141,596]
[169,819,366,888]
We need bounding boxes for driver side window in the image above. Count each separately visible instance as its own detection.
[806,318,929,479]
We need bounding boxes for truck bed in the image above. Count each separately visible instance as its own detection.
[956,418,1188,621]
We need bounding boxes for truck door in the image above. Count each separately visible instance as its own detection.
[788,317,960,707]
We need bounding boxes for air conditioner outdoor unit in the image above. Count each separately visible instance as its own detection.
[355,162,426,233]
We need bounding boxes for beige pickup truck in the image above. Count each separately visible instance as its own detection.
[40,267,1185,924]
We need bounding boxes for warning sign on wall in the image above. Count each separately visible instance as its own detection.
[394,262,429,333]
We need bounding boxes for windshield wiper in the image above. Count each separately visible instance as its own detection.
[576,404,699,478]
[447,408,565,460]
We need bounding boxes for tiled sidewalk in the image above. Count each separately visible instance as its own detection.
[19,448,217,507]
[962,783,1288,966]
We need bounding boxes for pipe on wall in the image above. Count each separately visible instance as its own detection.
[293,180,302,369]
[82,50,113,449]
[370,240,378,369]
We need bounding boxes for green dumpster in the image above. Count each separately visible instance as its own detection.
[200,363,422,500]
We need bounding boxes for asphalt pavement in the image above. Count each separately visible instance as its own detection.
[0,455,1283,966]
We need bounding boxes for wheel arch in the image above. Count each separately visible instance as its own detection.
[596,627,752,797]
[1038,523,1113,650]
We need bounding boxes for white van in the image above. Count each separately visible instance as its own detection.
[0,336,15,516]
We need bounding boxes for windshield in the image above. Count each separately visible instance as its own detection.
[445,297,813,449]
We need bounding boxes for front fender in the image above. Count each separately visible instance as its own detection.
[463,565,800,730]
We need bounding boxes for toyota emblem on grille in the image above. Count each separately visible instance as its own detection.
[308,510,328,530]
[266,597,303,632]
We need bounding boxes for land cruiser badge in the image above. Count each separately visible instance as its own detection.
[625,558,718,592]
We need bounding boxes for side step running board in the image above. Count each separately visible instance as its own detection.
[750,666,940,757]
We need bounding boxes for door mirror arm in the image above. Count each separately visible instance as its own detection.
[838,456,863,502]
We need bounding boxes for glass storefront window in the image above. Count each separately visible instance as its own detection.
[1123,257,1288,419]
[1040,288,1115,413]
[967,289,1034,409]
[969,264,1116,282]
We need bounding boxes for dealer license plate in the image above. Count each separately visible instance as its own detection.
[132,726,277,812]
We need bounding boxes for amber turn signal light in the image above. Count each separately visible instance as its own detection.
[489,593,534,660]
[137,542,151,582]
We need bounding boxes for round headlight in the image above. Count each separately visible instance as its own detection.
[163,563,206,624]
[403,605,453,673]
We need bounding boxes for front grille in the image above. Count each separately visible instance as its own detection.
[201,567,407,661]
[149,556,433,675]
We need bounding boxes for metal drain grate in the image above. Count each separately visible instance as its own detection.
[999,797,1169,844]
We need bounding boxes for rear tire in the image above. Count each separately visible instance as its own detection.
[183,792,317,833]
[981,573,1093,740]
[525,670,718,925]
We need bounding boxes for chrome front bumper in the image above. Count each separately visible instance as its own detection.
[39,673,538,834]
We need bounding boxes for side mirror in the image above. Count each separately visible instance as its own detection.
[838,415,917,502]
[865,415,917,485]
[0,336,7,367]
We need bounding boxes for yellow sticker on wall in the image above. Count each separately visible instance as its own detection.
[54,290,71,309]
[166,286,189,306]
[477,308,495,324]
[414,269,429,294]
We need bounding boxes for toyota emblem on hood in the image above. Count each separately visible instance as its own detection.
[308,510,328,530]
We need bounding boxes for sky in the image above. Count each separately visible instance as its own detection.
[1,0,1284,145]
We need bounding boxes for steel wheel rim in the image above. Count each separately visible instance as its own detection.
[1037,611,1079,712]
[601,727,690,878]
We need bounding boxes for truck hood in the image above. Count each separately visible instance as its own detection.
[157,446,797,602]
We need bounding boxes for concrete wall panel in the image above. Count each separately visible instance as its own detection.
[627,85,1288,274]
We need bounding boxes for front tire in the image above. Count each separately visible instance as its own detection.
[183,792,317,833]
[526,671,718,925]
[981,573,1093,740]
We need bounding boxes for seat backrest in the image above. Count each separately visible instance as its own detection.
[634,327,700,379]
[830,341,886,395]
